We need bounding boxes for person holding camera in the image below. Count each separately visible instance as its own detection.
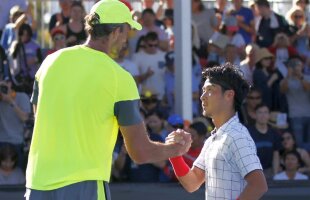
[0,80,30,169]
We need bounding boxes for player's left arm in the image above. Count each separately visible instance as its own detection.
[238,169,268,200]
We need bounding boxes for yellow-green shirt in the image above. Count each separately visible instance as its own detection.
[26,45,142,190]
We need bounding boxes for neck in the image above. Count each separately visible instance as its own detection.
[212,110,235,129]
[285,170,297,180]
[235,5,242,11]
[255,122,268,133]
[84,37,109,54]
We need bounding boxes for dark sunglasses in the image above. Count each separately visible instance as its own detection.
[54,35,65,41]
[294,15,304,19]
[147,43,158,48]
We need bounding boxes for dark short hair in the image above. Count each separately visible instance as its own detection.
[18,23,33,38]
[0,144,18,168]
[71,0,85,10]
[144,32,159,42]
[84,13,125,40]
[202,63,249,112]
[142,8,156,17]
[283,150,303,168]
[190,122,207,136]
[255,0,270,7]
[254,103,269,111]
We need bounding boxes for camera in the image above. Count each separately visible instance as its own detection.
[0,85,8,94]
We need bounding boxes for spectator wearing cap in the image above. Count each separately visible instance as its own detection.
[136,8,169,52]
[163,51,202,117]
[166,114,184,133]
[280,57,310,147]
[47,29,66,56]
[230,0,256,44]
[49,0,73,33]
[253,48,281,110]
[133,32,166,100]
[207,32,229,63]
[254,0,290,48]
[183,122,208,167]
[240,43,259,85]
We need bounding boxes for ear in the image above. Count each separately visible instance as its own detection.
[225,90,235,102]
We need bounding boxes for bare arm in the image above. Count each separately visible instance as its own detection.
[177,166,205,193]
[119,123,191,164]
[238,170,268,200]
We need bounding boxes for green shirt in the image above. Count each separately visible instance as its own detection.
[26,45,142,190]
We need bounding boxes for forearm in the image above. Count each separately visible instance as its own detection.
[238,183,266,200]
[239,170,268,200]
[301,79,310,91]
[11,102,29,122]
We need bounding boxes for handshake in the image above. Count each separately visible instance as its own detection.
[165,129,192,157]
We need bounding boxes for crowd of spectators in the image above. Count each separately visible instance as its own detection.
[0,0,310,185]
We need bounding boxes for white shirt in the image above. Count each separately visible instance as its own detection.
[240,60,255,85]
[132,50,166,100]
[194,115,262,200]
[273,171,308,180]
[118,59,139,77]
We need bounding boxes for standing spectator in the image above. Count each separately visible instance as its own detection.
[133,32,166,100]
[254,0,290,48]
[280,57,310,147]
[0,144,25,185]
[137,9,169,51]
[213,0,229,29]
[59,1,87,47]
[293,0,310,24]
[274,150,309,180]
[49,0,73,33]
[0,0,27,38]
[192,0,218,51]
[240,43,259,85]
[281,131,310,175]
[0,45,7,80]
[253,48,283,110]
[9,23,42,94]
[207,32,229,63]
[231,0,256,44]
[248,103,282,179]
[0,80,30,169]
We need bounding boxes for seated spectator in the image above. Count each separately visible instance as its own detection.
[49,0,72,33]
[59,1,87,47]
[281,131,310,175]
[183,121,207,167]
[242,87,263,126]
[207,32,229,63]
[146,110,168,140]
[166,114,184,134]
[240,43,259,85]
[280,57,310,147]
[0,80,30,169]
[248,103,282,179]
[0,144,25,185]
[254,0,290,48]
[46,28,67,56]
[221,44,241,66]
[274,150,309,180]
[9,23,42,94]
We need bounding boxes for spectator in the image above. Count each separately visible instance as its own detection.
[0,45,7,80]
[230,0,256,44]
[248,103,282,179]
[46,28,67,56]
[242,87,263,126]
[293,0,310,24]
[133,32,166,100]
[213,0,229,29]
[0,80,30,169]
[207,32,229,63]
[137,9,169,51]
[146,110,168,140]
[166,114,184,134]
[269,33,298,77]
[192,0,218,52]
[59,1,87,47]
[280,57,310,147]
[281,131,310,175]
[240,43,259,85]
[254,0,290,48]
[49,0,73,33]
[0,144,25,185]
[9,23,42,94]
[221,44,241,66]
[253,48,282,110]
[183,121,207,167]
[274,150,309,180]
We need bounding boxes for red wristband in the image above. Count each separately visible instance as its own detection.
[169,156,190,177]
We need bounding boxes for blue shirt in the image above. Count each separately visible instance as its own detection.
[232,7,254,44]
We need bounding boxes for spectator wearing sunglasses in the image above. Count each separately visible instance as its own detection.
[47,29,67,56]
[242,87,262,126]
